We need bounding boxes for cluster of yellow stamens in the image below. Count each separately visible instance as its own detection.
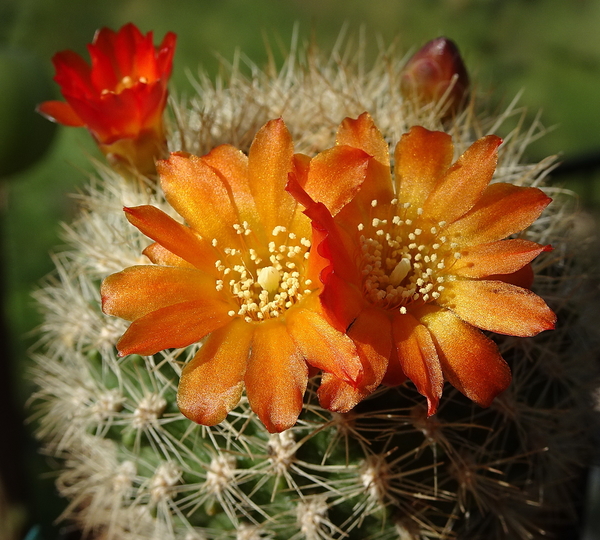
[102,75,149,96]
[213,222,313,322]
[357,199,461,313]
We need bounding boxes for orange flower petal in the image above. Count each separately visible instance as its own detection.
[157,153,240,246]
[335,113,394,212]
[116,299,232,357]
[416,306,511,407]
[488,264,535,289]
[318,306,391,412]
[395,126,453,209]
[286,303,362,383]
[142,242,194,268]
[439,279,556,337]
[423,135,502,223]
[391,312,443,416]
[124,205,218,276]
[452,239,552,278]
[177,318,253,426]
[101,265,220,321]
[446,182,552,246]
[244,320,308,433]
[247,118,296,233]
[201,144,262,234]
[381,345,407,387]
[303,145,370,216]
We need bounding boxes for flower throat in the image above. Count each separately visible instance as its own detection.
[213,221,314,322]
[357,198,461,313]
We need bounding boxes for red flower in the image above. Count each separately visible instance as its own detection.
[38,23,176,175]
[288,113,556,415]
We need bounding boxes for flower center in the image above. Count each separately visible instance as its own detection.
[102,75,149,96]
[213,222,314,322]
[357,199,460,313]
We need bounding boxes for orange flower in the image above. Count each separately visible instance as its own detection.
[400,37,469,119]
[37,23,176,175]
[101,118,373,432]
[288,113,556,415]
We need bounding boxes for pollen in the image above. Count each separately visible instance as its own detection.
[357,200,456,312]
[213,223,313,322]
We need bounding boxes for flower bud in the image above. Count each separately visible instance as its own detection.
[401,37,469,118]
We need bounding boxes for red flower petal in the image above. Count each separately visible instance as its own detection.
[318,272,365,333]
[36,100,84,127]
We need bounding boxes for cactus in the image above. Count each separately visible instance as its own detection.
[31,32,599,540]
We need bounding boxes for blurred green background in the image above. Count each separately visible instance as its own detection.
[1,0,599,538]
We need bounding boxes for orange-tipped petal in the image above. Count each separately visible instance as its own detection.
[36,100,85,127]
[177,318,253,426]
[439,279,556,337]
[116,299,232,356]
[101,266,220,321]
[318,306,391,412]
[335,113,394,211]
[303,145,370,216]
[391,312,443,416]
[416,306,511,407]
[245,320,308,433]
[423,135,502,223]
[201,144,262,234]
[124,205,218,276]
[142,242,194,268]
[488,264,535,290]
[395,126,453,209]
[247,118,296,233]
[286,302,362,384]
[446,183,552,246]
[452,239,552,278]
[157,153,240,246]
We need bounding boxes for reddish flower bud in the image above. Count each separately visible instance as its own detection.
[38,23,176,176]
[401,37,469,119]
